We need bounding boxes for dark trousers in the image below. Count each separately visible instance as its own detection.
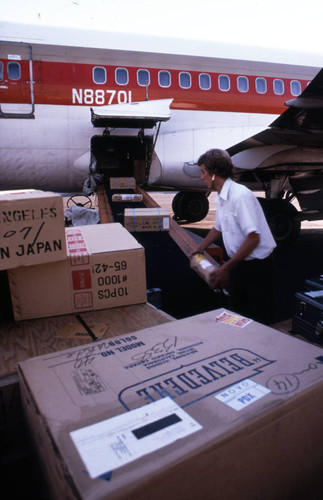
[229,254,275,325]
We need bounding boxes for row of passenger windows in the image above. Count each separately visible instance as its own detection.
[0,60,302,97]
[93,66,302,96]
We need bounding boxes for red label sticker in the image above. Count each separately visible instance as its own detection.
[69,253,90,266]
[71,269,92,290]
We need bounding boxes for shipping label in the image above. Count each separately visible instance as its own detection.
[70,397,202,478]
[215,378,271,411]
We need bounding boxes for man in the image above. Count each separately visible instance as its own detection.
[193,148,276,325]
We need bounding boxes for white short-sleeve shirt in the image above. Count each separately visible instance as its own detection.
[214,178,276,260]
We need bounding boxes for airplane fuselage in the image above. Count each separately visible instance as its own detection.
[0,30,319,192]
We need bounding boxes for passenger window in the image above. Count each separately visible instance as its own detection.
[137,69,150,86]
[115,68,129,85]
[291,80,301,96]
[256,77,267,94]
[237,76,249,93]
[274,79,284,95]
[7,61,21,80]
[158,70,171,88]
[179,72,191,89]
[218,75,230,91]
[93,66,107,84]
[199,73,211,90]
[0,62,3,81]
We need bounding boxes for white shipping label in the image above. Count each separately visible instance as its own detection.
[70,397,202,478]
[163,217,170,229]
[200,259,213,270]
[215,379,271,411]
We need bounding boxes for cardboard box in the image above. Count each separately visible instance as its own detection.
[124,207,170,232]
[109,177,136,190]
[8,223,146,321]
[0,189,66,270]
[112,194,143,202]
[190,251,219,287]
[18,308,323,500]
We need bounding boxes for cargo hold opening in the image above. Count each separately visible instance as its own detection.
[90,99,172,187]
[90,134,154,186]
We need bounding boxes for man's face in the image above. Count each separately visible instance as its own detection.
[200,164,213,189]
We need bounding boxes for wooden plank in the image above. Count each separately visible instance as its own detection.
[136,186,195,256]
[0,303,174,380]
[135,186,223,261]
[0,314,91,379]
[135,185,160,208]
[79,302,174,339]
[97,184,114,223]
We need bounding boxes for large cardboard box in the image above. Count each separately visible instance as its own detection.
[0,189,66,270]
[18,309,323,500]
[8,223,146,321]
[124,207,170,232]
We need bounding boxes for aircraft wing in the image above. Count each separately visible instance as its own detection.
[227,68,323,159]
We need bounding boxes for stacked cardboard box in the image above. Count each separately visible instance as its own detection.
[124,207,170,232]
[0,189,66,270]
[8,223,146,321]
[18,308,323,499]
[0,189,147,321]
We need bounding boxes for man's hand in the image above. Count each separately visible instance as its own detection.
[210,265,230,289]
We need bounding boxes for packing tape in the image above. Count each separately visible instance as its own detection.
[157,207,162,230]
[66,227,94,311]
[132,208,136,231]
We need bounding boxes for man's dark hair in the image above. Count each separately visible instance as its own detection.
[197,149,234,179]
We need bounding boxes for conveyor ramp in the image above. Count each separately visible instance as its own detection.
[97,183,225,319]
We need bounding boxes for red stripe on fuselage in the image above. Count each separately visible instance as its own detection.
[0,58,310,114]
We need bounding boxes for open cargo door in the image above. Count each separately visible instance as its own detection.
[90,99,172,184]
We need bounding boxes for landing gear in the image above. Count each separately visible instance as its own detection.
[172,192,209,223]
[257,198,301,246]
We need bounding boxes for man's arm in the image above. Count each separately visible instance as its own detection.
[192,227,222,255]
[213,231,260,288]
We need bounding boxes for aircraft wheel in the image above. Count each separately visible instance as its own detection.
[257,198,301,246]
[172,192,209,222]
[66,194,93,209]
[172,192,186,220]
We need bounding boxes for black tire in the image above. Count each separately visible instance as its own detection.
[172,192,209,222]
[172,192,186,220]
[257,198,301,246]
